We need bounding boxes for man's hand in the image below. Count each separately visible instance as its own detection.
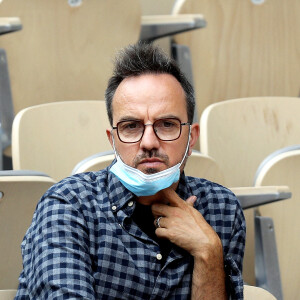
[152,187,222,258]
[151,187,227,300]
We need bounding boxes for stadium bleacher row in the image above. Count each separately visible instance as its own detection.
[0,0,299,299]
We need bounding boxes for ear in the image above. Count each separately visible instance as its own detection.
[188,123,200,156]
[106,128,114,148]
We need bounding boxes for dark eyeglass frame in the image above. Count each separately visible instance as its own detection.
[112,117,190,143]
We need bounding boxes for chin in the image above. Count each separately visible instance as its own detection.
[144,168,161,174]
[137,166,162,174]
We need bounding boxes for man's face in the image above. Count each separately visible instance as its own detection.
[107,73,199,174]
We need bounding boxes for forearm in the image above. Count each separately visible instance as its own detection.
[191,254,227,300]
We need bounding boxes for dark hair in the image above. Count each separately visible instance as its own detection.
[105,42,195,125]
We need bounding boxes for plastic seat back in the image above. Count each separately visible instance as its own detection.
[185,151,225,185]
[12,101,111,181]
[0,290,17,300]
[244,285,276,300]
[200,97,300,187]
[0,0,141,114]
[254,147,300,300]
[173,0,300,118]
[0,171,56,289]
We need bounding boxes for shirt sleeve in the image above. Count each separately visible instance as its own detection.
[224,204,246,300]
[15,194,95,299]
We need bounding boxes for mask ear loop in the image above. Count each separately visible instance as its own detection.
[111,130,117,153]
[111,131,124,163]
[178,124,191,168]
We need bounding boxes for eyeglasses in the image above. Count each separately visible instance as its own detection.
[112,117,190,143]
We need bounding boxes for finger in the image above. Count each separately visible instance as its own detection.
[186,195,197,206]
[154,227,168,239]
[154,216,164,228]
[158,188,186,208]
[159,188,197,208]
[151,203,172,218]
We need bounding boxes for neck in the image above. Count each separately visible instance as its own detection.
[136,181,179,205]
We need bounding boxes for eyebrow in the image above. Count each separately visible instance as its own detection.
[155,114,181,120]
[118,114,181,123]
[117,116,141,123]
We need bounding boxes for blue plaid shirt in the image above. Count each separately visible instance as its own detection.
[15,167,245,299]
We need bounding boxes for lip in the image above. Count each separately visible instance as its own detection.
[139,158,164,164]
[138,158,165,168]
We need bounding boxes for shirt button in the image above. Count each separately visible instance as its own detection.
[156,253,163,261]
[112,205,117,211]
[128,201,134,207]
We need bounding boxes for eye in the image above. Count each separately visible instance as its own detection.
[156,118,179,129]
[126,122,138,129]
[119,121,142,131]
[162,120,176,128]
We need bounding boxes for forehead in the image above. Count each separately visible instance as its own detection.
[112,73,187,122]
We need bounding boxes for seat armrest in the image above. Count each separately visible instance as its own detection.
[140,14,206,42]
[0,17,22,35]
[0,170,51,178]
[72,151,115,174]
[230,186,291,210]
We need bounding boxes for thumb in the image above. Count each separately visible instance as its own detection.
[186,195,197,206]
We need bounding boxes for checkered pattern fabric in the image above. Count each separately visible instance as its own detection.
[15,167,245,299]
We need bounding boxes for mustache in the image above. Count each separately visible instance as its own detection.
[133,150,169,168]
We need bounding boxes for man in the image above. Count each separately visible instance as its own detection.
[15,43,245,299]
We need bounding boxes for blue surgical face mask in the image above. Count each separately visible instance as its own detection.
[110,126,191,197]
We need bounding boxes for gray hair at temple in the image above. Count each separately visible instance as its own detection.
[105,42,195,126]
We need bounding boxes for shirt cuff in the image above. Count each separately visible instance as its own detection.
[224,255,244,300]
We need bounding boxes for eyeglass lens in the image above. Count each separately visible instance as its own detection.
[117,118,182,143]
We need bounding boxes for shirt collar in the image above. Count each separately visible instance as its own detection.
[107,169,135,213]
[175,171,191,200]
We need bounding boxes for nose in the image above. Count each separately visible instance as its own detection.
[139,124,160,151]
